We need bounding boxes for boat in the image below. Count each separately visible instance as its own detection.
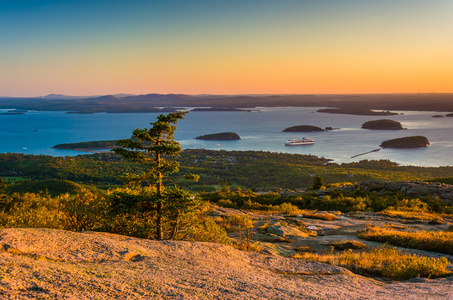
[285,137,314,146]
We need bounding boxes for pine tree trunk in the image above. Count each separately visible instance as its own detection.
[156,151,163,240]
[156,200,162,240]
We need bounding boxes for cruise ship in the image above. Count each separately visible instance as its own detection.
[285,137,315,146]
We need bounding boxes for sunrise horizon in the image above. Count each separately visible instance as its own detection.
[2,0,452,98]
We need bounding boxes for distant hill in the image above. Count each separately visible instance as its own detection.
[1,93,453,113]
[6,179,85,196]
[41,93,135,100]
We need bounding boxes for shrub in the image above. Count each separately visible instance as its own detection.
[393,198,429,212]
[217,199,237,208]
[106,212,156,239]
[330,240,367,250]
[278,203,302,215]
[222,214,256,251]
[178,215,230,245]
[241,199,262,210]
[0,192,63,229]
[59,189,109,232]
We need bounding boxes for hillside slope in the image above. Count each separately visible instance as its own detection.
[0,228,452,299]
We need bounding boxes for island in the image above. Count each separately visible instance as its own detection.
[191,108,258,112]
[282,125,324,132]
[195,132,241,140]
[432,115,444,118]
[380,136,430,148]
[446,113,453,117]
[0,111,26,115]
[53,140,119,150]
[361,119,404,130]
[317,108,398,116]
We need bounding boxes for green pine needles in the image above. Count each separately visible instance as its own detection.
[112,111,188,240]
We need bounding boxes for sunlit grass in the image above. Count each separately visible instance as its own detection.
[359,226,453,255]
[294,245,452,280]
[381,210,445,222]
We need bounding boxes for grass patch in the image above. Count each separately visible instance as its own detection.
[381,210,445,222]
[359,226,453,255]
[294,245,452,280]
[301,211,337,221]
[2,176,28,184]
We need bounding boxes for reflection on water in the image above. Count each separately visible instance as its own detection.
[0,107,452,167]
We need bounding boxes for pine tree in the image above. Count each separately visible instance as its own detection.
[312,174,325,190]
[113,111,187,240]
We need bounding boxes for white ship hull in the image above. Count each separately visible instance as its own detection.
[285,138,314,146]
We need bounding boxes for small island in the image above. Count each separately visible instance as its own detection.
[446,113,453,117]
[0,110,26,115]
[361,119,404,130]
[282,125,324,132]
[53,140,119,150]
[191,108,258,112]
[317,108,398,116]
[380,136,430,148]
[195,132,241,140]
[432,115,444,118]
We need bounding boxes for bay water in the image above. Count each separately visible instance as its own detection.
[1,107,452,167]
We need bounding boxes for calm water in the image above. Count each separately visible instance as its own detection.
[1,107,452,167]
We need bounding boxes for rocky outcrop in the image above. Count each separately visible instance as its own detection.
[361,119,404,130]
[196,132,241,140]
[380,136,429,148]
[282,125,324,132]
[267,225,309,238]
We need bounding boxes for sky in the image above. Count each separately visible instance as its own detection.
[1,0,452,97]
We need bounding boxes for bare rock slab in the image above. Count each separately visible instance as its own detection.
[0,228,452,299]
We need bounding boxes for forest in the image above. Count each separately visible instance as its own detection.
[1,149,453,193]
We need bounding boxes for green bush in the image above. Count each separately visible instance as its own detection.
[217,199,238,208]
[59,189,109,231]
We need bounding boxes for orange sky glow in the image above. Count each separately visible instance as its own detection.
[1,0,452,97]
